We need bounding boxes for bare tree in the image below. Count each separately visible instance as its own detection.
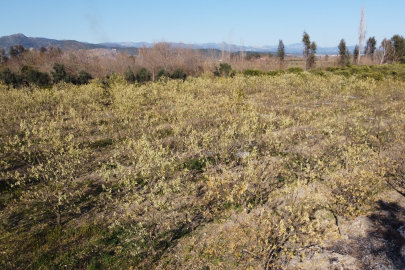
[357,6,367,65]
[228,29,233,63]
[240,38,244,65]
[379,38,393,65]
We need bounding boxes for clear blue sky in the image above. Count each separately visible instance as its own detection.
[2,0,404,47]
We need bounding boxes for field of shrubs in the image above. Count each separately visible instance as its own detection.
[1,64,405,269]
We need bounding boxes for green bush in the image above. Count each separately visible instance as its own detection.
[287,67,303,74]
[77,70,93,85]
[124,67,136,84]
[157,68,170,80]
[267,70,285,76]
[397,73,405,81]
[308,68,325,76]
[359,65,371,72]
[26,69,51,87]
[243,69,266,76]
[214,63,232,77]
[326,67,340,72]
[21,65,32,75]
[230,69,241,77]
[51,63,67,84]
[65,74,78,84]
[334,70,351,77]
[136,68,152,83]
[171,68,186,81]
[359,72,384,81]
[0,67,22,88]
[348,66,360,74]
[390,70,398,75]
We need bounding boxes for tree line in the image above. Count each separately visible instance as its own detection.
[0,45,93,88]
[275,32,405,68]
[1,27,405,90]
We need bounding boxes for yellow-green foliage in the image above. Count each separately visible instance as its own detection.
[1,73,405,269]
[325,63,405,81]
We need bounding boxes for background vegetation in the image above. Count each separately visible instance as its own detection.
[0,32,404,87]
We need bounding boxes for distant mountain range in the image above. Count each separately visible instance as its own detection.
[0,33,139,55]
[99,41,355,55]
[0,33,358,56]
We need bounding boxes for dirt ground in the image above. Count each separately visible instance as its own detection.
[286,190,405,270]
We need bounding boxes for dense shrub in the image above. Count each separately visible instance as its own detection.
[267,70,285,76]
[326,67,340,72]
[136,68,152,83]
[156,68,170,80]
[359,72,384,81]
[124,67,136,84]
[359,65,371,72]
[320,64,405,81]
[334,70,351,77]
[287,67,304,74]
[214,63,232,77]
[64,74,78,84]
[26,69,51,87]
[230,69,241,77]
[50,64,92,85]
[171,68,186,80]
[243,69,266,76]
[51,63,67,83]
[308,68,326,76]
[77,71,92,85]
[0,68,22,88]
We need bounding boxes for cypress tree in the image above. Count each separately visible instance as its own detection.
[136,68,152,83]
[0,48,7,64]
[171,68,186,81]
[391,35,405,63]
[364,37,377,59]
[353,45,359,62]
[157,68,170,80]
[124,67,136,83]
[338,39,350,66]
[277,40,285,61]
[302,32,316,70]
[51,63,67,84]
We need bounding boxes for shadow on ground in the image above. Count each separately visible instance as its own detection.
[331,200,405,269]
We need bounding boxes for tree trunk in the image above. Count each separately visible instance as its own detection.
[56,207,61,227]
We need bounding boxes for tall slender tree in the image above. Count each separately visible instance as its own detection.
[338,39,350,66]
[391,35,405,63]
[302,31,310,70]
[357,6,367,65]
[353,45,359,62]
[9,46,18,58]
[309,41,317,69]
[0,48,7,64]
[277,40,285,61]
[364,37,377,59]
[302,31,316,70]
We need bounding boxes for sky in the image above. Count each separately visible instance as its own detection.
[2,0,405,48]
